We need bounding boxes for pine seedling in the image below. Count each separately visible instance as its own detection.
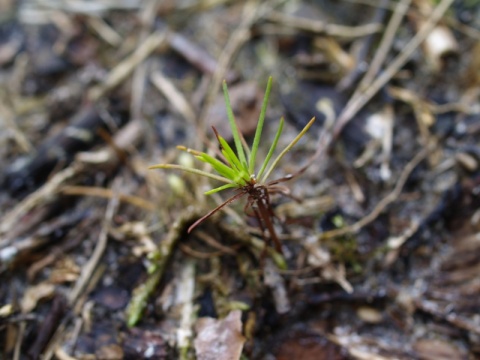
[150,77,315,254]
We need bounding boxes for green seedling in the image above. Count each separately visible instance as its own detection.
[150,77,315,254]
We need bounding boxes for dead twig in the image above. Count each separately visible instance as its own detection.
[130,0,160,124]
[414,299,480,335]
[27,224,89,281]
[0,119,144,253]
[179,243,224,259]
[195,230,238,256]
[357,0,412,92]
[167,31,237,82]
[333,0,455,140]
[68,179,120,305]
[88,30,167,101]
[150,71,197,126]
[13,321,26,360]
[0,91,33,153]
[86,15,122,47]
[0,165,80,245]
[266,11,383,38]
[61,185,156,211]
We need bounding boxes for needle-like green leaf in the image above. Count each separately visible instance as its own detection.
[260,116,316,183]
[195,153,237,182]
[177,146,238,181]
[204,183,239,195]
[214,132,250,184]
[249,76,272,174]
[257,117,284,181]
[148,164,232,184]
[150,78,316,199]
[218,137,244,172]
[222,80,248,169]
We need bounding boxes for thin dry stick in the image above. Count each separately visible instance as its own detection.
[0,120,144,250]
[13,321,26,360]
[86,15,122,46]
[150,71,197,125]
[357,0,412,92]
[0,165,79,242]
[344,0,396,10]
[0,93,33,153]
[266,11,383,38]
[179,243,224,259]
[333,0,455,139]
[196,0,273,147]
[61,185,156,211]
[88,30,166,101]
[130,0,160,121]
[319,146,429,240]
[195,230,237,255]
[68,181,120,305]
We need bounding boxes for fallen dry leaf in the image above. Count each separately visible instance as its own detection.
[21,282,55,313]
[194,310,245,360]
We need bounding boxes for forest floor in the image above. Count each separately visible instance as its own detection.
[1,0,480,359]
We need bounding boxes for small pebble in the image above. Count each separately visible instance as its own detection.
[357,306,383,324]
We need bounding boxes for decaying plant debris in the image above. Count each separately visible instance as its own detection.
[1,0,480,359]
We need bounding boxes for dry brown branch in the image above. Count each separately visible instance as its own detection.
[414,299,480,335]
[167,32,238,82]
[27,229,87,281]
[13,321,26,360]
[150,71,197,125]
[333,0,455,140]
[20,0,143,16]
[357,0,412,92]
[195,230,238,255]
[0,120,144,262]
[266,11,383,38]
[180,243,224,259]
[88,30,167,101]
[86,15,122,47]
[68,180,120,305]
[387,86,438,164]
[130,0,160,125]
[0,91,33,153]
[0,165,80,244]
[61,185,156,211]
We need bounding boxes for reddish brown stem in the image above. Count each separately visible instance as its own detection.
[255,195,283,254]
[188,190,247,233]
